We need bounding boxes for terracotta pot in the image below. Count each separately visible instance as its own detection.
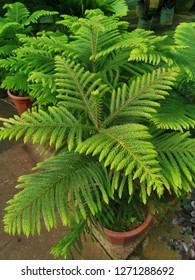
[175,0,194,14]
[7,89,33,115]
[103,210,153,246]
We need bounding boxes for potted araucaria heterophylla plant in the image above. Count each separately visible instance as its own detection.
[0,10,195,259]
[0,30,68,112]
[0,2,58,113]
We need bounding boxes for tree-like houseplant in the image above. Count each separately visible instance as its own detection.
[0,30,68,110]
[0,2,58,114]
[0,10,195,259]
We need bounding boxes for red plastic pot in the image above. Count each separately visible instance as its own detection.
[103,210,153,246]
[7,89,33,115]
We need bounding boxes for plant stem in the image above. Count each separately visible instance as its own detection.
[0,117,13,123]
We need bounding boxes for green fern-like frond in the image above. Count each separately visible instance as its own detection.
[23,10,58,26]
[51,220,87,260]
[3,2,58,26]
[3,152,109,236]
[65,10,128,71]
[14,47,55,73]
[129,34,174,66]
[76,123,164,201]
[0,21,20,34]
[104,0,128,17]
[0,56,27,72]
[173,22,195,80]
[55,56,109,128]
[103,68,179,127]
[94,29,173,70]
[0,33,64,103]
[1,73,29,94]
[94,29,155,60]
[152,131,195,195]
[3,2,30,24]
[0,106,93,150]
[18,33,68,54]
[28,72,57,105]
[0,40,18,57]
[150,95,195,132]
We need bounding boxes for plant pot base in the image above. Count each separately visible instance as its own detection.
[7,89,33,115]
[93,221,153,259]
[103,210,153,247]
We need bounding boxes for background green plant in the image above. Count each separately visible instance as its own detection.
[0,2,59,92]
[0,0,128,17]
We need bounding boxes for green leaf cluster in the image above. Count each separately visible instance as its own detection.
[0,2,58,57]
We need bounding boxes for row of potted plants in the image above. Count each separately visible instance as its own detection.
[0,2,195,259]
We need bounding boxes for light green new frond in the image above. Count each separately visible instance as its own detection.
[55,56,109,128]
[94,29,155,60]
[76,123,163,201]
[0,41,18,57]
[173,22,195,80]
[0,56,27,73]
[0,22,20,35]
[18,33,68,54]
[129,37,174,66]
[152,131,195,195]
[28,72,57,105]
[3,152,109,237]
[15,47,55,73]
[150,95,195,132]
[129,50,173,66]
[51,220,87,259]
[104,68,179,126]
[98,50,150,85]
[0,106,92,150]
[23,10,58,26]
[68,10,127,70]
[3,2,30,24]
[1,73,28,93]
[104,0,128,17]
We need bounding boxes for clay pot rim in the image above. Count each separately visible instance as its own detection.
[103,208,153,239]
[7,89,30,101]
